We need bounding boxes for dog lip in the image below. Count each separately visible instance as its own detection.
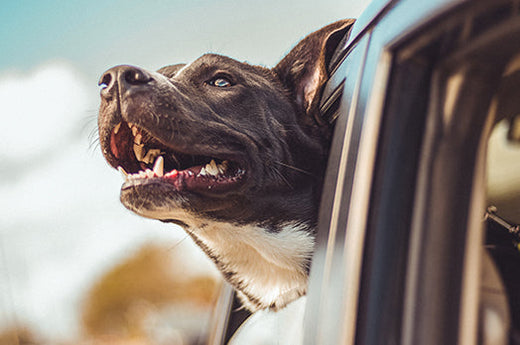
[105,120,251,196]
[107,120,247,170]
[120,159,248,196]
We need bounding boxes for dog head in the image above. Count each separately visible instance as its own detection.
[98,19,355,310]
[98,19,354,228]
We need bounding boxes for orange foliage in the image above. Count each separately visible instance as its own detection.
[81,243,218,338]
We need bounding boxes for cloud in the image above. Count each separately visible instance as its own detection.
[0,62,91,161]
[0,62,214,340]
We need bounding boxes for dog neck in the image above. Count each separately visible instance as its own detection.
[185,219,314,311]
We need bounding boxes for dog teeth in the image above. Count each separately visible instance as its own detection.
[131,125,138,136]
[153,156,164,177]
[133,169,154,179]
[133,143,144,160]
[119,157,233,183]
[198,160,229,177]
[142,149,162,164]
[134,133,142,145]
[218,160,228,174]
[204,160,219,176]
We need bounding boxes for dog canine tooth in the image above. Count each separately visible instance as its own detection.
[153,156,164,176]
[114,122,122,134]
[131,126,138,136]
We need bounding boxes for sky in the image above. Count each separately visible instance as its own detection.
[0,0,370,341]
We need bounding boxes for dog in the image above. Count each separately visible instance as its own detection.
[97,19,355,312]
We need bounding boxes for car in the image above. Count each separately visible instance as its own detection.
[207,0,520,343]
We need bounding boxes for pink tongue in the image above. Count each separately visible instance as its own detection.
[161,165,242,193]
[164,170,179,179]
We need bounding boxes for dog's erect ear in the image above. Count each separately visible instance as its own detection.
[273,19,355,125]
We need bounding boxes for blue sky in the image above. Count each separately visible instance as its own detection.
[0,0,368,76]
[0,0,370,341]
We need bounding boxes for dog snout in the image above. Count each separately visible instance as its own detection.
[98,65,153,99]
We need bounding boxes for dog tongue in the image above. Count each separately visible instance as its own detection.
[185,174,236,193]
[160,165,245,194]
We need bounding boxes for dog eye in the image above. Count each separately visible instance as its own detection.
[208,77,232,87]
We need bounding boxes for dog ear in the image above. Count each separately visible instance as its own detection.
[273,19,355,124]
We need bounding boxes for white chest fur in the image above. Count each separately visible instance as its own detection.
[132,206,314,310]
[189,220,314,311]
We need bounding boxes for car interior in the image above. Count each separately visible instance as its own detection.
[484,52,520,345]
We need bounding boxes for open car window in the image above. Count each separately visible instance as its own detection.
[305,0,520,344]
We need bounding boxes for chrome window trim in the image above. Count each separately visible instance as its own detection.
[339,49,392,345]
[304,34,371,345]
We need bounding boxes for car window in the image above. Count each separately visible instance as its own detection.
[488,119,520,224]
[484,53,520,343]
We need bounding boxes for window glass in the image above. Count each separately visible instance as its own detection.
[487,119,520,223]
[484,117,520,342]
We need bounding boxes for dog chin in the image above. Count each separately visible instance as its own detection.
[119,178,239,224]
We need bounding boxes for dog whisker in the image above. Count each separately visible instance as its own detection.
[88,139,101,153]
[268,165,294,189]
[272,161,315,177]
[87,128,101,153]
[166,233,191,252]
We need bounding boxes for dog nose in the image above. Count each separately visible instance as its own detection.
[98,65,153,99]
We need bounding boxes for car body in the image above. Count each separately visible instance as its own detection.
[209,0,520,343]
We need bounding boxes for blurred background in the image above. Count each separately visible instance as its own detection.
[0,1,369,344]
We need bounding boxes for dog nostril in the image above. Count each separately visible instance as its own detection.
[99,66,152,100]
[123,69,152,85]
[98,72,112,89]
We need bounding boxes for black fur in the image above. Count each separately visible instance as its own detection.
[98,19,356,311]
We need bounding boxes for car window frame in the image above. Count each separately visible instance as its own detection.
[305,0,520,345]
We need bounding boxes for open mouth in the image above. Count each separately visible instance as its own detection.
[109,121,246,193]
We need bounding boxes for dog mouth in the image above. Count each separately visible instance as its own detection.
[109,121,246,194]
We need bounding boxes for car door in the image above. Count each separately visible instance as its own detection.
[305,0,520,344]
